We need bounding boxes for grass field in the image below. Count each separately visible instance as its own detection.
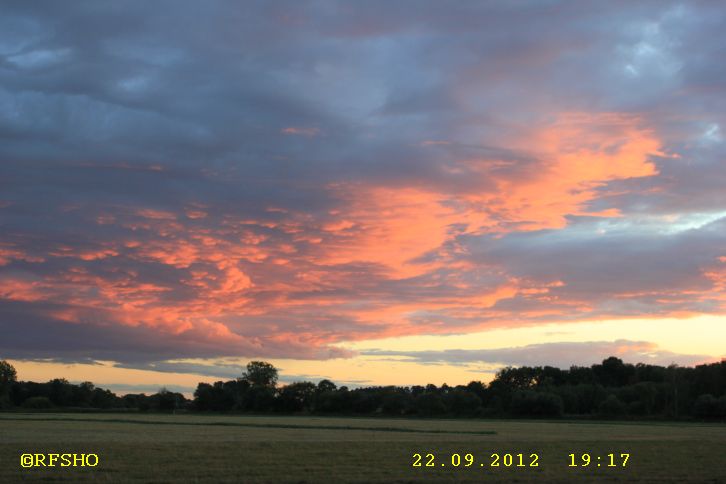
[1,413,725,483]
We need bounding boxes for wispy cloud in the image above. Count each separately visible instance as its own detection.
[363,340,711,368]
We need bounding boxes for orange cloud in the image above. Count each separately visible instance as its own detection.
[2,113,711,360]
[459,112,665,231]
[0,247,44,265]
[704,256,726,302]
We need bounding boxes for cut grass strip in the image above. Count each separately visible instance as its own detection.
[0,416,496,435]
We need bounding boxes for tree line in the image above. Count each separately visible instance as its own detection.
[1,358,725,420]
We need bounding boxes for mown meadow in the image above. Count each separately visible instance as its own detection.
[1,413,725,483]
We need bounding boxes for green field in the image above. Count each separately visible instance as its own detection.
[1,413,725,483]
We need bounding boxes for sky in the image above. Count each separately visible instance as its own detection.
[1,0,725,394]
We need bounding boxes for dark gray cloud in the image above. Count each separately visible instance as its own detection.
[460,216,726,320]
[113,361,247,380]
[0,299,353,363]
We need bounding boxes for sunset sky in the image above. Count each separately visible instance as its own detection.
[1,1,725,395]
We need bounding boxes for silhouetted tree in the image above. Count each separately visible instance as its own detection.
[243,361,278,388]
[154,388,186,411]
[72,381,95,407]
[48,378,74,407]
[444,388,482,416]
[593,357,634,387]
[693,394,726,419]
[510,390,563,417]
[23,396,53,409]
[315,386,351,413]
[193,382,234,411]
[4,357,726,420]
[277,382,316,412]
[0,360,17,407]
[380,388,409,415]
[316,379,336,394]
[465,381,488,404]
[599,394,627,418]
[416,392,446,416]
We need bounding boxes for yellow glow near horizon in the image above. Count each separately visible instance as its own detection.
[7,315,725,394]
[343,314,726,357]
[7,360,208,393]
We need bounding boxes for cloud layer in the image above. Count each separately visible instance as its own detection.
[1,1,725,367]
[364,340,710,369]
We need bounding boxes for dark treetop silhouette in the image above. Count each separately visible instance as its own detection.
[2,358,725,420]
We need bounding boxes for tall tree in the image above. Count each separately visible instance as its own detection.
[243,361,278,388]
[0,360,18,397]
